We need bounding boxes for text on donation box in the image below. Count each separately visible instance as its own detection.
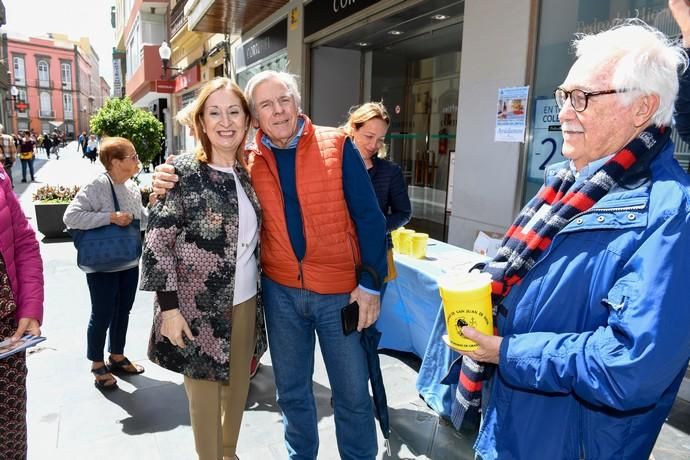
[527,98,566,181]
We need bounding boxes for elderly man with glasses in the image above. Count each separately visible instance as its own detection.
[444,20,690,460]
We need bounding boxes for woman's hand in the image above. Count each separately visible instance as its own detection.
[11,317,41,341]
[152,160,178,197]
[110,211,134,226]
[160,309,194,348]
[148,192,158,207]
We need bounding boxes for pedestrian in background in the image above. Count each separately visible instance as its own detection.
[18,131,35,183]
[141,77,267,460]
[35,133,44,156]
[85,134,98,163]
[63,137,146,390]
[342,102,411,289]
[50,132,60,159]
[446,21,690,459]
[79,131,88,157]
[42,133,52,160]
[0,158,43,460]
[0,124,17,188]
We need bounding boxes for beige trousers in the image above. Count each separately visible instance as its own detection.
[183,296,256,460]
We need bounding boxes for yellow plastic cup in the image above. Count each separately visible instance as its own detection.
[398,229,416,255]
[391,227,404,253]
[439,271,493,351]
[411,233,429,259]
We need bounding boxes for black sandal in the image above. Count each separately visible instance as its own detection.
[108,357,145,375]
[92,365,117,390]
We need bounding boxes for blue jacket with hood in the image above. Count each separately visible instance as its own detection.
[475,137,690,459]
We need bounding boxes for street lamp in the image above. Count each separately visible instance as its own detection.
[158,41,180,79]
[6,86,19,134]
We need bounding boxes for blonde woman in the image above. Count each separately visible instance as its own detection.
[141,77,267,460]
[342,102,411,286]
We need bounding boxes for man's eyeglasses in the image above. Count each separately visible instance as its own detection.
[554,87,629,112]
[123,153,139,161]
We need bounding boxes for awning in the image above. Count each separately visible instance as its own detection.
[185,0,287,35]
[49,121,64,129]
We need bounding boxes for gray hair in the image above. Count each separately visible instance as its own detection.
[244,70,301,118]
[572,19,688,126]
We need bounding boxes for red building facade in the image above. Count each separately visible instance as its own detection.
[7,34,102,138]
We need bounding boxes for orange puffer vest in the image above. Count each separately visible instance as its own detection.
[248,116,361,294]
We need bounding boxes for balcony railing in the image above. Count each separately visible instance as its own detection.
[64,111,74,120]
[39,110,55,118]
[61,81,72,91]
[16,110,28,118]
[170,0,188,38]
[36,79,53,89]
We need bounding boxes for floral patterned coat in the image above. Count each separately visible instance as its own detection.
[140,153,267,381]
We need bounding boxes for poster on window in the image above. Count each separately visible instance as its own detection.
[495,86,529,142]
[526,97,566,181]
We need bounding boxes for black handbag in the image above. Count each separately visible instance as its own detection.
[69,176,142,273]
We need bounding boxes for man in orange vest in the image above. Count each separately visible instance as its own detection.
[153,71,387,459]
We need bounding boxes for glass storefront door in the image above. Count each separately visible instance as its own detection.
[372,26,461,241]
[305,0,463,241]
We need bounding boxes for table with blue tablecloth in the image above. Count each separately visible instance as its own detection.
[377,238,486,419]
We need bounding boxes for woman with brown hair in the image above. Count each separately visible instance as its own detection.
[342,102,411,288]
[63,137,147,390]
[141,77,267,460]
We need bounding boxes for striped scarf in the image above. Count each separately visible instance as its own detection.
[451,125,669,430]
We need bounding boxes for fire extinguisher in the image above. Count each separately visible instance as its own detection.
[438,127,448,155]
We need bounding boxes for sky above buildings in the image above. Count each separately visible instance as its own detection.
[4,0,115,87]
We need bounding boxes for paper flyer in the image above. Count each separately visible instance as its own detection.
[0,334,46,360]
[495,85,529,142]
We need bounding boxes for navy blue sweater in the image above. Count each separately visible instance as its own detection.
[271,138,387,292]
[368,157,412,248]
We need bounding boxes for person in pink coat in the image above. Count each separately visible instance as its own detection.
[0,163,44,460]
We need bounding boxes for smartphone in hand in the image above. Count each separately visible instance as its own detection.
[341,301,359,335]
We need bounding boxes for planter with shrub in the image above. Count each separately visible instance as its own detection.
[32,185,80,238]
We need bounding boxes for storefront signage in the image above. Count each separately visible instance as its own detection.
[495,86,529,142]
[181,90,198,107]
[527,97,566,181]
[112,58,123,98]
[155,80,176,94]
[290,7,300,31]
[305,0,382,37]
[241,20,287,68]
[174,65,201,93]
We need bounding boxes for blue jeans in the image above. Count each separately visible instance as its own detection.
[262,276,377,460]
[20,158,34,181]
[85,267,139,362]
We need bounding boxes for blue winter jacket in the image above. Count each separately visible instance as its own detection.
[368,157,411,248]
[475,138,690,460]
